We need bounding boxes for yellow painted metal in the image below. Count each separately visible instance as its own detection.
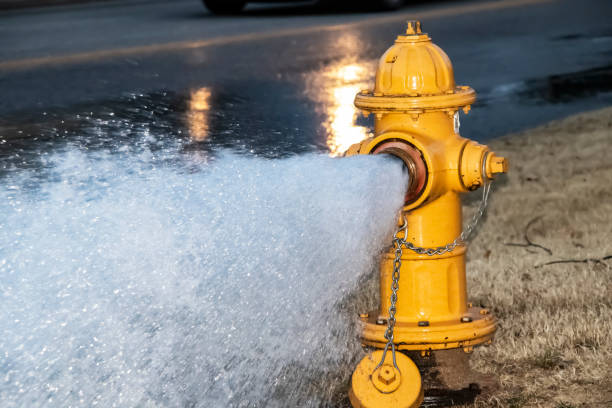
[354,20,476,115]
[359,306,496,350]
[349,350,423,408]
[347,20,508,407]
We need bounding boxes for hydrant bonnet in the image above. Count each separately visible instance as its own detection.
[355,21,476,113]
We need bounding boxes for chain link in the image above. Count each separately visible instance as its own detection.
[385,235,403,344]
[372,227,405,374]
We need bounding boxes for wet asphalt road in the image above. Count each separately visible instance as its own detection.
[0,0,611,160]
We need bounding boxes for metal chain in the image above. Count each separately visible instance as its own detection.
[372,226,405,374]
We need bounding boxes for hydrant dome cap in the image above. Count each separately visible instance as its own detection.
[378,21,454,96]
[354,21,476,112]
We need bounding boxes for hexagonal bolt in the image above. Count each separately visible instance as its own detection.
[378,366,397,385]
[486,153,508,177]
[406,20,422,35]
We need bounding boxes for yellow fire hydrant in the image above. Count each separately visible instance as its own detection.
[346,21,508,408]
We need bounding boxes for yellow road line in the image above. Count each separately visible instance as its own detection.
[0,0,555,72]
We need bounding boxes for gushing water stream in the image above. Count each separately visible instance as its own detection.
[0,143,407,407]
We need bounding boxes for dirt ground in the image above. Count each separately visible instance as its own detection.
[462,107,612,408]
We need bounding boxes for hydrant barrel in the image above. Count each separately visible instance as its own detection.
[347,20,505,346]
[348,21,507,408]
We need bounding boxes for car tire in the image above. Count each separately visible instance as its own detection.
[314,0,348,11]
[375,0,404,11]
[318,0,403,12]
[202,0,247,14]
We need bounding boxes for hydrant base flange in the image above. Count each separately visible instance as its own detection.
[360,307,496,351]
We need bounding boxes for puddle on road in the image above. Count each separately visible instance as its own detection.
[0,92,187,179]
[479,64,612,106]
[303,58,376,156]
[550,28,612,43]
[0,83,327,179]
[521,64,612,103]
[1,56,379,178]
[482,28,612,107]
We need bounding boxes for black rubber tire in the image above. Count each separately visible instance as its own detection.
[375,0,404,11]
[316,0,404,12]
[202,0,246,14]
[314,0,349,11]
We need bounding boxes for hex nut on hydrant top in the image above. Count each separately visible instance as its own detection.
[345,21,508,408]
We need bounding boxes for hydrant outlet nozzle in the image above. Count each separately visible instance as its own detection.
[372,141,427,205]
[461,142,508,190]
[486,153,508,178]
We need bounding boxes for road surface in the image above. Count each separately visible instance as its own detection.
[1,0,611,157]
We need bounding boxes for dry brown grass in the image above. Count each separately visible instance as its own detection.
[463,107,612,407]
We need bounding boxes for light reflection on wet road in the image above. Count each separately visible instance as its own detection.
[187,87,212,142]
[304,55,374,155]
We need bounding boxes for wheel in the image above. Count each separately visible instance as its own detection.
[323,0,403,12]
[314,0,350,11]
[202,0,246,14]
[375,0,404,11]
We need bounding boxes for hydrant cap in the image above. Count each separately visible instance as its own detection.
[349,350,423,408]
[382,21,453,95]
[355,20,476,112]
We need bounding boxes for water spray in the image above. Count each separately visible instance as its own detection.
[0,150,409,407]
[346,21,508,407]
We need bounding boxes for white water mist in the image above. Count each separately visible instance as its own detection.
[0,148,407,407]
